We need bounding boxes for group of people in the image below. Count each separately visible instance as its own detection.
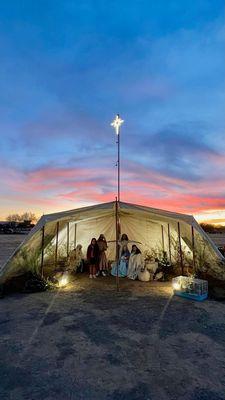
[68,233,144,280]
[68,234,108,278]
[87,235,108,278]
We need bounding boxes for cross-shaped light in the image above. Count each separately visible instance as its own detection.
[111,114,124,135]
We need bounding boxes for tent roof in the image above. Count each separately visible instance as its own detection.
[39,200,194,224]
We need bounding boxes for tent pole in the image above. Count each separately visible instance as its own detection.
[117,128,120,202]
[74,223,77,248]
[191,225,196,274]
[168,223,172,264]
[40,225,45,278]
[161,225,165,252]
[55,221,59,269]
[67,222,70,260]
[115,197,119,292]
[177,222,184,275]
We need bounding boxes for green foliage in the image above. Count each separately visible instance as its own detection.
[13,246,41,275]
[194,237,213,274]
[143,248,158,261]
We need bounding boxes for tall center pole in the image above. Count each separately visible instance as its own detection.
[115,196,119,291]
[111,114,124,292]
[117,127,120,202]
[111,114,124,203]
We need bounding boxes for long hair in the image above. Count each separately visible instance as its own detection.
[121,233,128,241]
[121,244,129,255]
[91,238,97,245]
[131,245,141,254]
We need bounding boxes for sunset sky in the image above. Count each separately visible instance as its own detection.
[0,1,225,223]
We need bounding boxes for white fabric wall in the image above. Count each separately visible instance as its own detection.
[1,201,224,283]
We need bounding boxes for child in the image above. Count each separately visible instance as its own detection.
[87,238,99,278]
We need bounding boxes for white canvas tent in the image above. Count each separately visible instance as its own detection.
[0,201,225,284]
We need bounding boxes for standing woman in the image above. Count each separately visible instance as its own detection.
[87,238,99,279]
[97,234,108,276]
[127,245,143,280]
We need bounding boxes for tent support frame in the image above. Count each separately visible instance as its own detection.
[55,221,59,269]
[177,222,184,275]
[115,198,120,292]
[74,223,77,248]
[40,225,45,277]
[191,225,196,273]
[168,223,172,264]
[161,225,165,252]
[66,222,70,259]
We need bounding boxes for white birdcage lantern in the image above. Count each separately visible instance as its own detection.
[172,276,208,301]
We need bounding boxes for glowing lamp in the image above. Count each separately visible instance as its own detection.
[58,272,69,288]
[172,276,208,301]
[172,281,181,291]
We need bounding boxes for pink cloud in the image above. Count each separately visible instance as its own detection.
[1,163,225,220]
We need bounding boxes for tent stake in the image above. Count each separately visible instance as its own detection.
[167,223,172,264]
[40,225,45,278]
[177,222,184,275]
[55,221,59,269]
[191,225,196,274]
[161,225,165,252]
[66,222,70,260]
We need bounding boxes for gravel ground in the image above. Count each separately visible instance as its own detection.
[0,234,26,267]
[1,275,225,400]
[1,235,225,400]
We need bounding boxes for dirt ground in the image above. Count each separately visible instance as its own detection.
[0,234,26,267]
[1,235,225,400]
[208,233,225,247]
[1,274,225,400]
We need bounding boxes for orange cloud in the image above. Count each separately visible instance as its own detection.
[1,164,225,222]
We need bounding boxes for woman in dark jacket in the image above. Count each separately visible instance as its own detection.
[87,238,99,278]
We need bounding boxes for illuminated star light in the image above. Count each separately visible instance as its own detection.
[111,114,124,135]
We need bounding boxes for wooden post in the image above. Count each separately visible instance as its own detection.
[67,222,70,259]
[161,225,165,252]
[115,197,119,292]
[168,223,172,264]
[191,225,196,273]
[74,223,77,248]
[55,221,59,269]
[40,225,45,277]
[177,222,184,275]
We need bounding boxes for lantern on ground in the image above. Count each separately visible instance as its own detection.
[172,276,208,301]
[58,271,69,288]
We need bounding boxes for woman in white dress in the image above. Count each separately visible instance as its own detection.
[127,245,143,280]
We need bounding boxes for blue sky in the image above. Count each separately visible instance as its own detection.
[0,0,225,222]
